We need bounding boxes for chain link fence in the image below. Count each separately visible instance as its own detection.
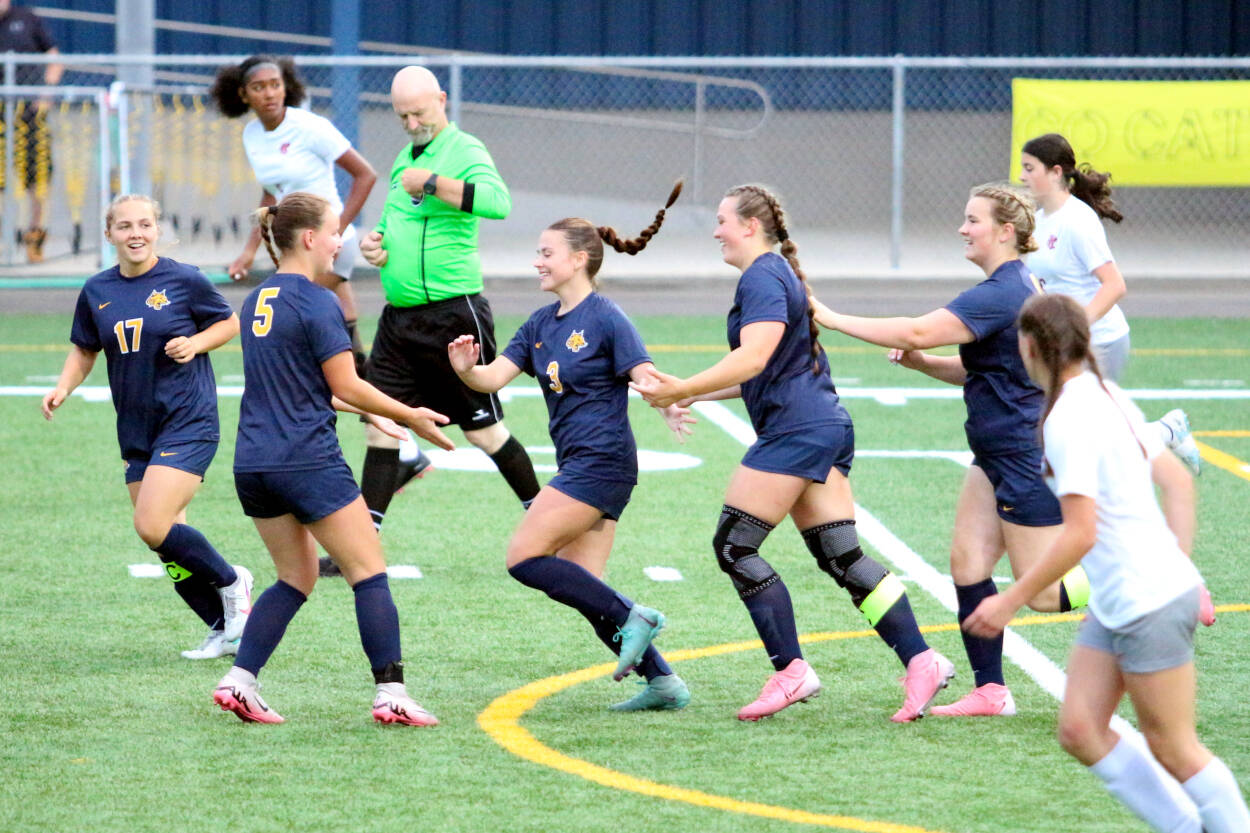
[2,55,1246,278]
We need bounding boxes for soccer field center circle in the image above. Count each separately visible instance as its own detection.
[478,608,1250,833]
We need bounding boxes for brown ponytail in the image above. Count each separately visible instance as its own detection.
[253,192,330,268]
[1022,133,1123,223]
[1018,293,1145,457]
[547,180,682,288]
[725,183,823,374]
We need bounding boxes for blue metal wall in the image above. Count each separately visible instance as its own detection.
[31,0,1250,56]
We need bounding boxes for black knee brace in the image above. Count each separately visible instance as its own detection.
[801,520,888,608]
[713,506,779,599]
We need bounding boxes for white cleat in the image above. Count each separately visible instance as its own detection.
[220,565,254,642]
[1159,409,1201,475]
[181,629,239,660]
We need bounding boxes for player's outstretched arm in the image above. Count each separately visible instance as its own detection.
[321,351,455,450]
[42,346,97,420]
[447,335,522,393]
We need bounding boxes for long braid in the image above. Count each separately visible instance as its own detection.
[254,205,281,268]
[598,180,683,255]
[751,186,823,375]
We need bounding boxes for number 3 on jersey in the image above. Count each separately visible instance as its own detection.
[252,287,281,337]
[545,360,563,394]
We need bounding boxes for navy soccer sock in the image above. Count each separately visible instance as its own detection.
[508,556,633,626]
[743,579,804,671]
[234,580,307,677]
[352,572,403,673]
[167,568,225,630]
[152,523,236,587]
[955,578,1005,687]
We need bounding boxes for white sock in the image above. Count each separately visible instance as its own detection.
[398,433,421,462]
[226,667,258,688]
[1089,737,1202,833]
[1183,757,1250,833]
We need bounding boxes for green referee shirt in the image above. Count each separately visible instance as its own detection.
[375,123,511,306]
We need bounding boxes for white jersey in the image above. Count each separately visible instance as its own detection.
[1028,197,1129,346]
[242,106,351,215]
[1044,371,1200,628]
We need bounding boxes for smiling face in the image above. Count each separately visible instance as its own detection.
[957,196,1011,269]
[713,196,757,270]
[239,65,285,122]
[107,198,160,274]
[1019,152,1064,200]
[532,228,587,293]
[305,207,343,276]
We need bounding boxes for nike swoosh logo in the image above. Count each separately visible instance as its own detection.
[159,451,178,457]
[98,301,111,309]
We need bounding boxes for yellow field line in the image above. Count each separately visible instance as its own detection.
[1196,441,1250,482]
[1195,430,1250,438]
[479,608,1246,831]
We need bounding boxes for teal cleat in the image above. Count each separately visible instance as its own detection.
[610,674,691,712]
[612,605,666,681]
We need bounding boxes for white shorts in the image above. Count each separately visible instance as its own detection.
[333,224,359,280]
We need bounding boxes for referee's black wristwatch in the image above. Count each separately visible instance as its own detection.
[423,173,439,195]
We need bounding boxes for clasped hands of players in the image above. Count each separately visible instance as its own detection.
[448,336,696,444]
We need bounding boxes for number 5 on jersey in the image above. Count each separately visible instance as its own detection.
[252,287,281,336]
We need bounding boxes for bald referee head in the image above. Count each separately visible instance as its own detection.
[391,66,448,146]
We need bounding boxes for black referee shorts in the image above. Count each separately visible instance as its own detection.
[367,293,504,431]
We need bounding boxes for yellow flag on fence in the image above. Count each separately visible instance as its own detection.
[1010,79,1250,186]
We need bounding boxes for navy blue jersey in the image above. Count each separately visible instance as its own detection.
[234,274,353,473]
[502,293,649,483]
[945,259,1045,456]
[729,252,848,435]
[69,258,232,459]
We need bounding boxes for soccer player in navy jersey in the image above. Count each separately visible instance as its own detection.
[211,192,454,726]
[810,183,1086,717]
[42,194,253,660]
[447,184,696,711]
[632,184,951,723]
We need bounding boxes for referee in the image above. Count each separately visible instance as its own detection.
[358,65,539,534]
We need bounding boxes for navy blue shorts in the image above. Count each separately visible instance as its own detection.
[973,449,1062,527]
[234,463,361,524]
[548,469,634,521]
[125,439,218,484]
[741,422,854,483]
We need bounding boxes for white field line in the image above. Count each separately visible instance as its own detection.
[691,399,1155,748]
[6,384,1250,404]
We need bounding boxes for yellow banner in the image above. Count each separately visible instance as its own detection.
[1010,79,1250,186]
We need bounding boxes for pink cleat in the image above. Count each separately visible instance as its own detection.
[737,658,822,721]
[891,648,956,723]
[929,682,1016,717]
[372,683,439,727]
[213,674,284,724]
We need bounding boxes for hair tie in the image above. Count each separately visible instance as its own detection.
[266,205,279,216]
[776,229,789,243]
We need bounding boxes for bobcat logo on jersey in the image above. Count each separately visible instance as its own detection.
[565,330,588,353]
[1047,234,1058,250]
[145,289,171,310]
